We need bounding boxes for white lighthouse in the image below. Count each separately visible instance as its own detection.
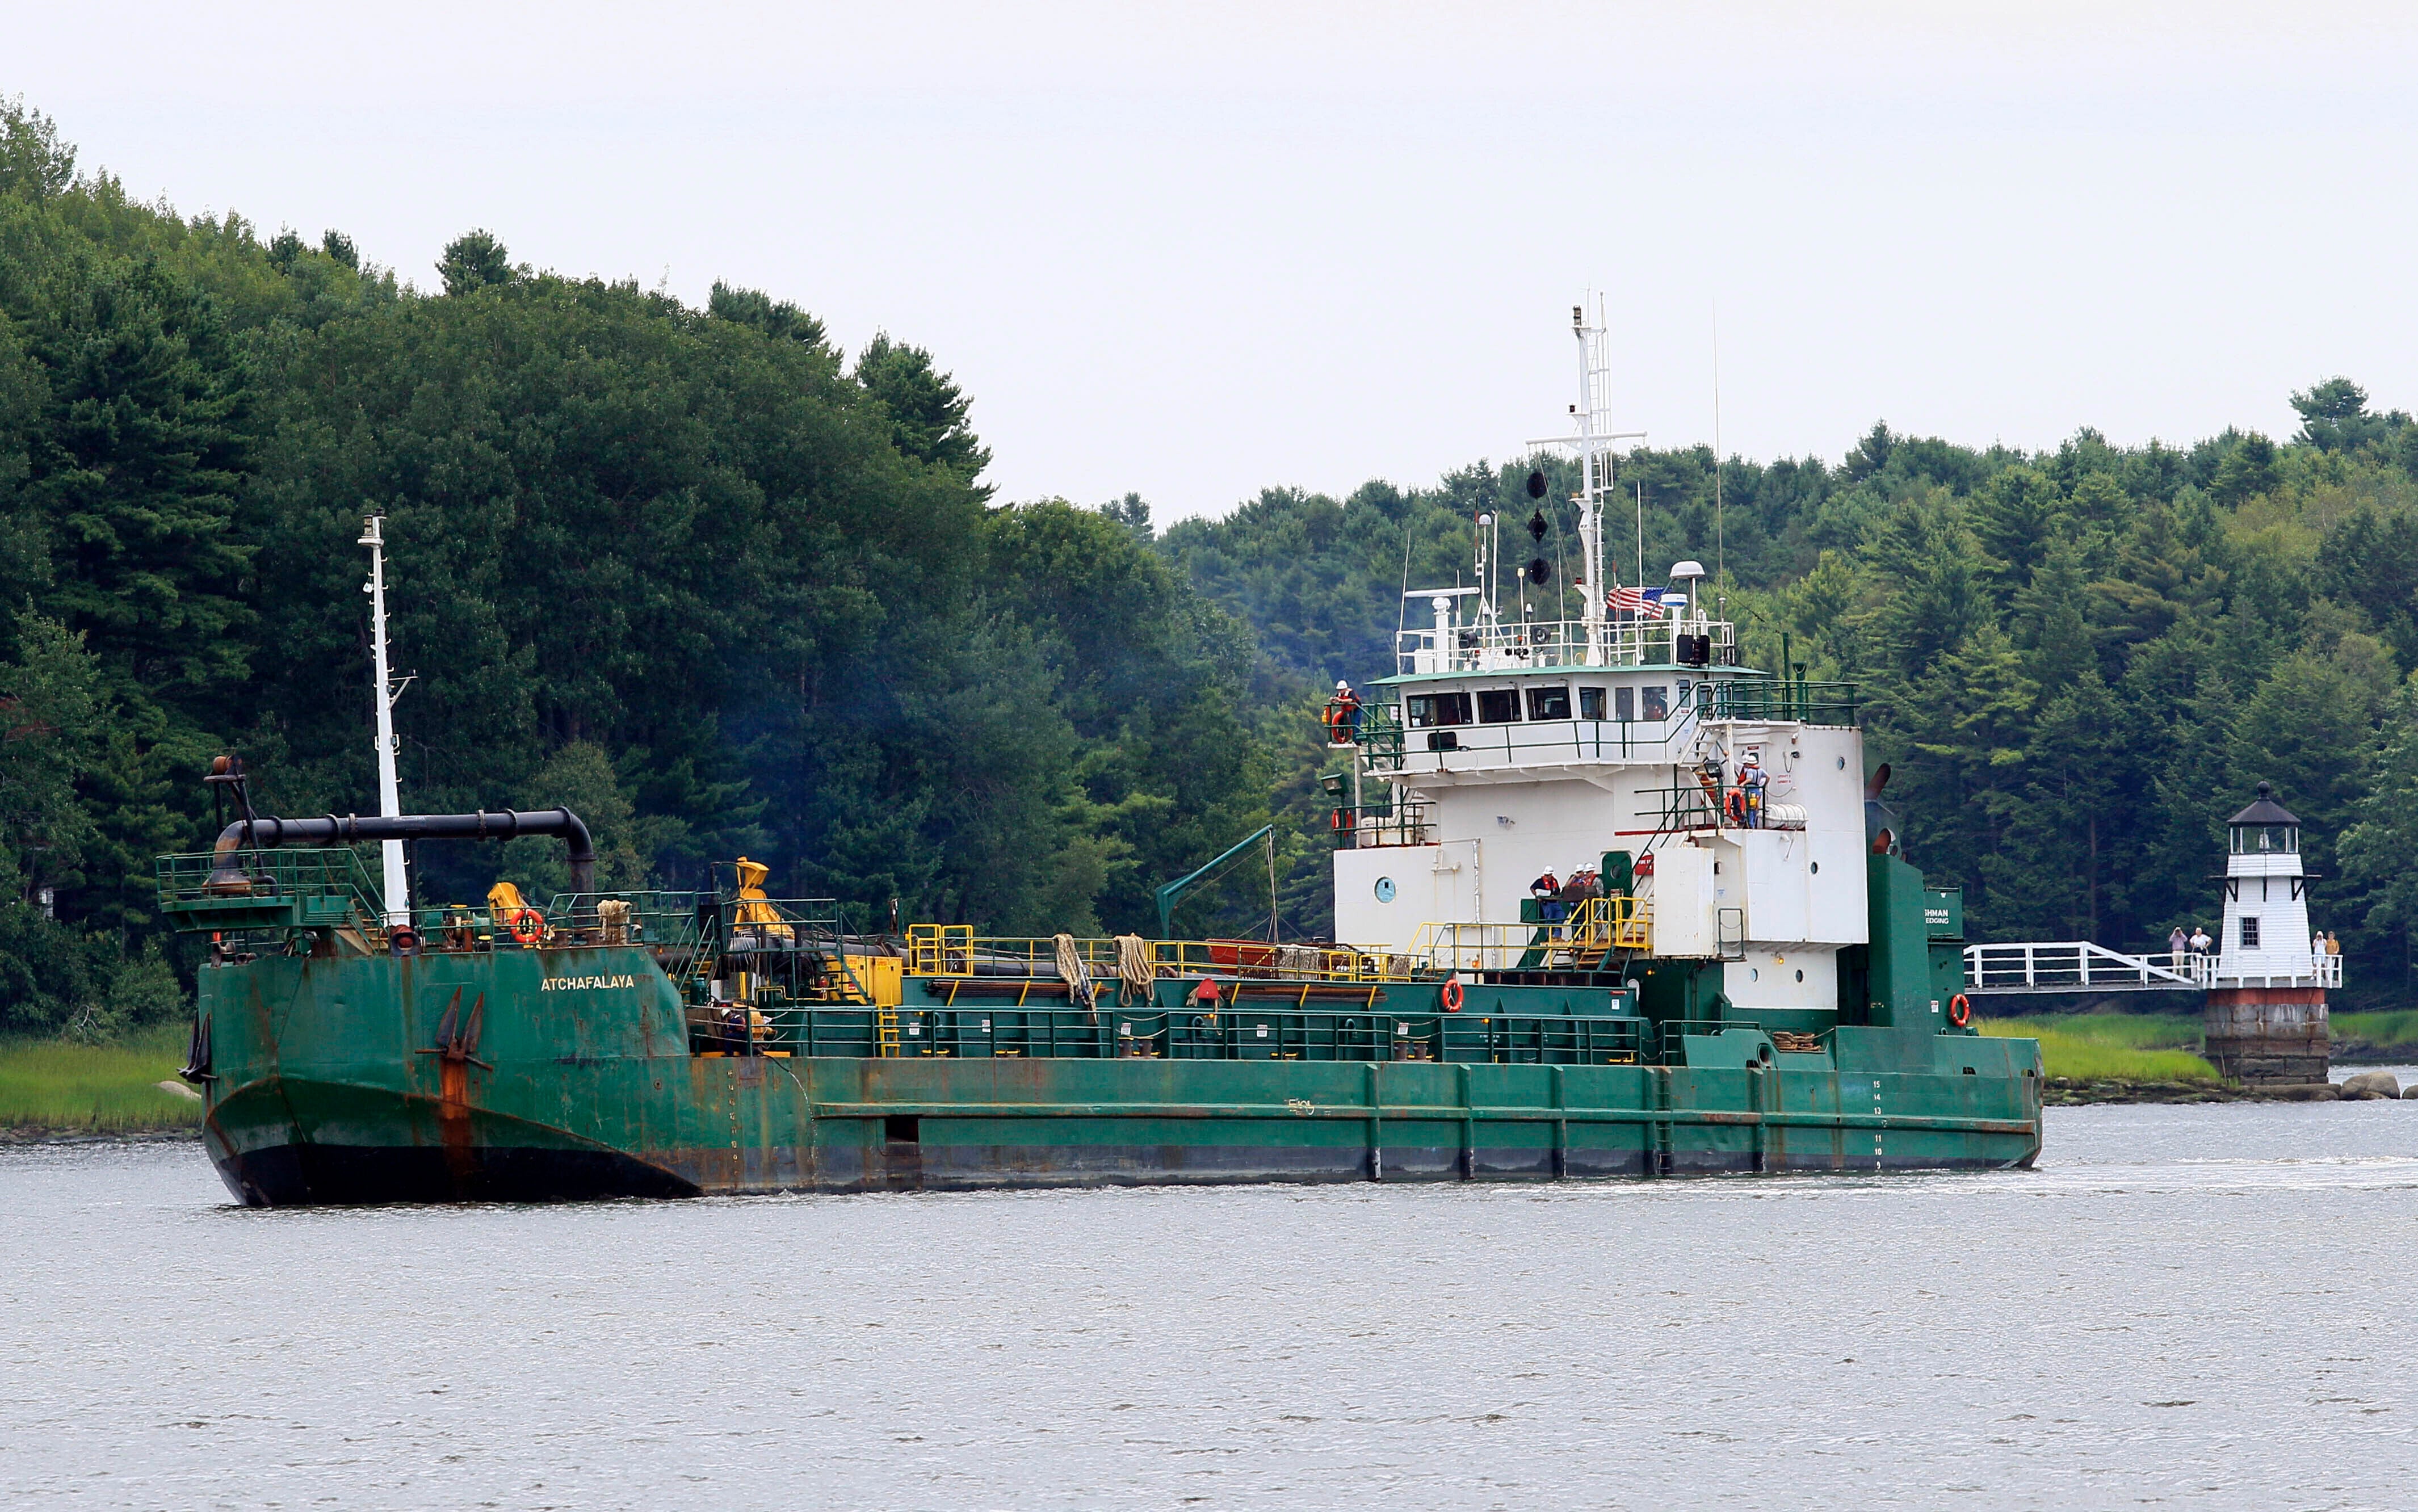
[2206,782,2336,1085]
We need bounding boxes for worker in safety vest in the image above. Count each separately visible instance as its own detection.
[1739,756,1768,829]
[1325,681,1362,743]
[1558,868,1594,934]
[1531,869,1564,929]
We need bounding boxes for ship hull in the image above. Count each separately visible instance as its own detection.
[194,949,2041,1204]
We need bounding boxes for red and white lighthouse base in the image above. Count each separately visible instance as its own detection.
[2204,987,2329,1086]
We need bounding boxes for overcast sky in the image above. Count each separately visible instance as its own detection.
[16,3,2418,518]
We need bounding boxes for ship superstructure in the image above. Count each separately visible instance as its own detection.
[1333,305,1869,1034]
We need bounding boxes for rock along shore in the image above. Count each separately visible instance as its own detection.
[2046,1070,2417,1106]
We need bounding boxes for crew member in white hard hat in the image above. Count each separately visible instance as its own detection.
[1325,679,1362,742]
[1739,754,1769,828]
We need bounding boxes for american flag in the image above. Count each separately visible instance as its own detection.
[1607,585,1665,620]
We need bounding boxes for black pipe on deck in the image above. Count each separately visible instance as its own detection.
[211,809,597,895]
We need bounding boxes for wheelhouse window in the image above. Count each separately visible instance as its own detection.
[1640,685,1669,720]
[1477,689,1522,724]
[1525,684,1571,721]
[1577,686,1605,720]
[1405,691,1471,728]
[1614,686,1635,721]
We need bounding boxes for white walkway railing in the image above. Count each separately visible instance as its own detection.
[1962,943,2341,994]
[1963,943,2203,994]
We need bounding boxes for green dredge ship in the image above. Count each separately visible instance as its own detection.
[165,308,2041,1205]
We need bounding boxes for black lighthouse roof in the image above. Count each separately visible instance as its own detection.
[2228,782,2299,827]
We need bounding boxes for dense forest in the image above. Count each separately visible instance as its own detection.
[0,100,1269,1034]
[7,96,2418,1036]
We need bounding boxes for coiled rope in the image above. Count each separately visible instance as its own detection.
[1054,933,1098,1016]
[1115,933,1154,1006]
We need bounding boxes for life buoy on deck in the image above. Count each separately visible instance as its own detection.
[1439,977,1465,1013]
[1323,696,1361,743]
[507,906,547,945]
[1947,993,1972,1027]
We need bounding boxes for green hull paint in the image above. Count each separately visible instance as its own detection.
[190,944,2041,1205]
[172,843,2039,1205]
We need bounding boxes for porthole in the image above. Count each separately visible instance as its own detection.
[1749,968,1760,981]
[1374,876,1397,902]
[1836,756,1846,769]
[1810,862,1819,875]
[1795,969,1804,982]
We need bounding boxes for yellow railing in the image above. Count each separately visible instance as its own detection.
[1147,940,1425,984]
[1408,897,1649,973]
[899,927,1428,984]
[906,923,974,976]
[1569,894,1652,951]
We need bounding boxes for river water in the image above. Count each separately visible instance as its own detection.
[5,1099,2416,1511]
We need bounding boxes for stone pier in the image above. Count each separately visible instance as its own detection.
[2204,986,2329,1086]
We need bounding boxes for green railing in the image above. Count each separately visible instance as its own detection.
[408,891,712,955]
[1699,678,1859,726]
[154,848,385,934]
[690,1003,1646,1064]
[1345,707,1408,774]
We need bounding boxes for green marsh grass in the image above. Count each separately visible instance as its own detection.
[0,1023,203,1133]
[2331,1010,2418,1055]
[1978,1014,2220,1083]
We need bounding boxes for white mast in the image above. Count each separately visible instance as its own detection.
[1539,299,1641,666]
[1525,299,1643,663]
[358,515,410,926]
[1573,305,1602,664]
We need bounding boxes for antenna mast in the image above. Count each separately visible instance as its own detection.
[1532,297,1642,666]
[1712,299,1725,611]
[358,514,410,926]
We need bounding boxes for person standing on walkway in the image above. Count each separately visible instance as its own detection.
[2168,925,2188,961]
[1558,868,1591,934]
[1531,870,1564,929]
[1739,755,1769,828]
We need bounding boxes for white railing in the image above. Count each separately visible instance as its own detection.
[2209,954,2342,989]
[1963,943,2343,994]
[1963,943,2205,994]
[1396,613,1736,676]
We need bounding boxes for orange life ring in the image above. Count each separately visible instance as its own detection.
[507,906,547,945]
[1440,977,1465,1013]
[1947,993,1972,1027]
